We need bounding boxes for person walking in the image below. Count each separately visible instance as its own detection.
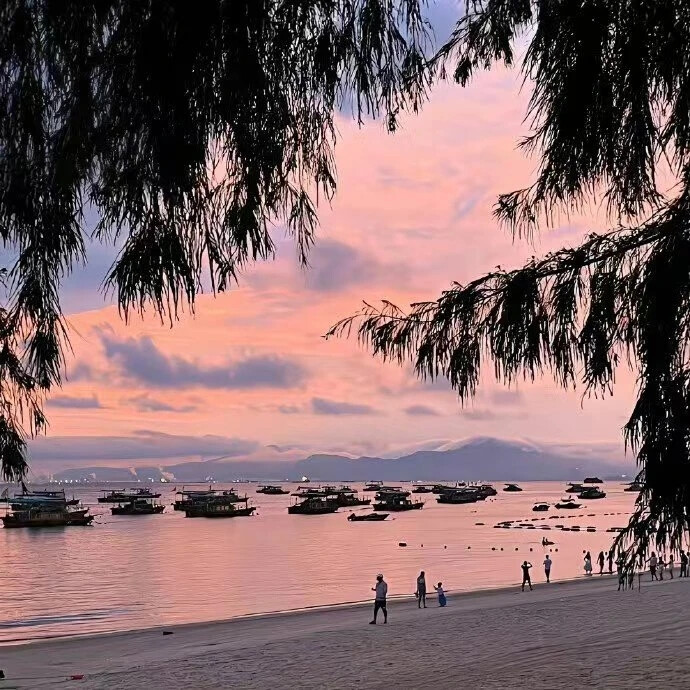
[434,582,447,607]
[370,574,388,624]
[607,550,614,574]
[648,552,658,580]
[584,552,593,576]
[668,554,675,579]
[680,551,688,578]
[521,561,533,591]
[415,571,427,609]
[658,555,666,580]
[543,554,552,583]
[597,551,605,575]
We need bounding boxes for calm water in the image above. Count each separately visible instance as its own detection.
[0,481,636,643]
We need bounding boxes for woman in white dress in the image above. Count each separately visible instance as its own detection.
[584,551,593,576]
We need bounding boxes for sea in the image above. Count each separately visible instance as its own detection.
[0,481,636,644]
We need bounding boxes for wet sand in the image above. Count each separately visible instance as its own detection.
[2,574,686,689]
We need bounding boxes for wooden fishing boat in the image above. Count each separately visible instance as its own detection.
[503,483,523,492]
[347,512,389,521]
[578,487,606,499]
[556,499,582,509]
[624,481,643,492]
[98,488,161,503]
[185,496,256,518]
[533,503,550,512]
[363,481,384,492]
[288,493,339,515]
[2,506,94,528]
[256,485,289,495]
[372,490,423,511]
[111,499,165,515]
[584,476,603,484]
[437,489,480,504]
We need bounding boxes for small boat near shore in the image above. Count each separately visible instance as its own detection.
[363,481,383,492]
[583,476,603,484]
[288,492,339,515]
[503,483,523,492]
[556,498,582,509]
[565,483,585,494]
[578,487,606,500]
[347,513,389,522]
[624,481,643,492]
[533,503,550,512]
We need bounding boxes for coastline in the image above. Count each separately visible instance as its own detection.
[3,573,686,688]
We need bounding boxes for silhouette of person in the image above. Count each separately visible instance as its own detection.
[434,582,447,607]
[597,551,605,575]
[680,551,688,578]
[607,550,614,574]
[543,554,552,583]
[416,571,427,609]
[370,574,388,624]
[521,561,533,591]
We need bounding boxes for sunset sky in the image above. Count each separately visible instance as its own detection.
[30,4,638,472]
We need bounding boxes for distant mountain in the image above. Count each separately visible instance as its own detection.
[50,437,632,482]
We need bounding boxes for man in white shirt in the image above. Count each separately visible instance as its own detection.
[370,573,388,624]
[543,555,552,583]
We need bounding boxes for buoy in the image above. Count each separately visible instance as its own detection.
[492,547,496,551]
[555,548,558,552]
[421,544,423,547]
[515,547,519,551]
[500,547,503,551]
[444,545,447,549]
[399,542,407,547]
[529,548,533,552]
[467,546,471,549]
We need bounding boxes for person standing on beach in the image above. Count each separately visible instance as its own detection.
[668,554,674,579]
[416,571,427,609]
[584,552,593,576]
[543,554,552,583]
[370,574,388,625]
[434,582,447,607]
[597,551,605,575]
[521,561,533,591]
[680,551,688,578]
[607,551,614,574]
[658,555,666,580]
[648,552,658,580]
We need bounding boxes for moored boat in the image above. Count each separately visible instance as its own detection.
[111,499,165,515]
[256,485,289,495]
[578,487,606,499]
[372,490,423,512]
[347,512,389,522]
[624,480,643,492]
[503,483,523,492]
[556,498,582,509]
[565,483,585,494]
[363,481,383,492]
[185,496,256,518]
[288,492,339,515]
[98,487,161,503]
[583,476,603,484]
[533,502,550,512]
[437,489,479,504]
[2,506,94,528]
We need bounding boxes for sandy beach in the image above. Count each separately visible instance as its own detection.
[2,574,688,689]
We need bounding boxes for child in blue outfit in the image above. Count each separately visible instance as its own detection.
[434,582,447,607]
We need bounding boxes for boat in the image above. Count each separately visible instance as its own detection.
[578,487,606,499]
[288,492,339,515]
[2,506,94,528]
[173,487,217,510]
[556,498,582,509]
[533,503,550,512]
[565,483,585,494]
[411,484,433,493]
[111,499,165,515]
[329,486,371,507]
[624,481,643,492]
[347,513,389,522]
[583,476,603,484]
[372,490,423,512]
[98,488,161,503]
[3,484,79,509]
[437,489,480,504]
[476,484,498,497]
[363,481,384,492]
[256,485,289,495]
[503,483,523,492]
[185,496,256,518]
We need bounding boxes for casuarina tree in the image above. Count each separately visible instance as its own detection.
[328,0,690,561]
[0,0,431,479]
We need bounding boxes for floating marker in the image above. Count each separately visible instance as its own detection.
[399,542,407,547]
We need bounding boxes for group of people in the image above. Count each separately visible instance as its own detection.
[646,551,690,580]
[520,554,553,590]
[368,571,447,624]
[583,550,615,576]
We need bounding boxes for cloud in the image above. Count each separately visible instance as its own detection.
[488,389,524,406]
[462,408,496,421]
[404,404,441,416]
[304,239,381,292]
[46,394,103,409]
[68,362,96,382]
[126,394,197,413]
[311,397,378,415]
[101,334,308,390]
[29,430,259,462]
[277,405,302,414]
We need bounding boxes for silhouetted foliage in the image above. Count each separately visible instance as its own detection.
[329,0,690,562]
[0,0,432,480]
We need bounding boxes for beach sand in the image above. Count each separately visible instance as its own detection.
[3,575,688,689]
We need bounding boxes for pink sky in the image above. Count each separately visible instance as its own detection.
[33,62,637,471]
